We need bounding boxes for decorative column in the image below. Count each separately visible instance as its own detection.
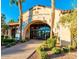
[8,28,12,39]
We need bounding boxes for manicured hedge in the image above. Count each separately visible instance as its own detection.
[36,47,49,59]
[52,47,61,54]
[63,47,69,53]
[46,37,56,49]
[2,38,15,43]
[1,38,16,47]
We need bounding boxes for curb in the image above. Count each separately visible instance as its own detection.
[26,50,36,59]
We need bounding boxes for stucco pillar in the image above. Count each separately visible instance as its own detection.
[8,29,12,39]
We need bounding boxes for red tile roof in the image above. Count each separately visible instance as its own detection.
[9,23,19,26]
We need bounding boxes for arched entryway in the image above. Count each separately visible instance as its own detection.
[30,23,50,40]
[24,20,50,40]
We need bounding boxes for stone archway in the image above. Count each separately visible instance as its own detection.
[23,20,50,40]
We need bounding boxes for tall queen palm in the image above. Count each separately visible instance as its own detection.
[50,0,55,38]
[10,0,25,40]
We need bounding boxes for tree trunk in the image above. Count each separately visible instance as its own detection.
[50,0,55,38]
[18,0,22,40]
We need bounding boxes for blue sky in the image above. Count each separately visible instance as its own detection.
[1,0,77,23]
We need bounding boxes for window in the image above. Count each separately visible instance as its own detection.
[37,8,41,10]
[32,8,36,11]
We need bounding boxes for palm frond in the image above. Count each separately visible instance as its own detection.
[15,1,18,6]
[10,0,16,5]
[10,0,25,6]
[21,0,26,2]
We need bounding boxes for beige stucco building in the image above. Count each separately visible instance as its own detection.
[22,5,71,46]
[22,5,60,39]
[23,5,60,27]
[6,5,71,46]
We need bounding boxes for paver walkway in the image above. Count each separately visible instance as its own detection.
[50,52,77,59]
[1,40,43,59]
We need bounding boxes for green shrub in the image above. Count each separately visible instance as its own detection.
[1,35,4,43]
[52,47,61,54]
[40,51,49,59]
[36,48,49,59]
[3,42,9,45]
[39,37,57,51]
[5,36,9,39]
[1,35,4,39]
[63,47,69,53]
[46,37,56,49]
[43,44,49,50]
[2,38,16,46]
[68,44,77,51]
[41,41,49,50]
[3,38,15,43]
[37,46,45,51]
[38,44,50,51]
[4,42,16,47]
[10,42,16,45]
[5,44,12,47]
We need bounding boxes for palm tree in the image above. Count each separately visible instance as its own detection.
[50,0,55,38]
[1,13,8,36]
[10,0,25,40]
[8,19,15,23]
[1,13,6,28]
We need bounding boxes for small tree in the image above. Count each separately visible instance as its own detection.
[1,13,6,28]
[1,13,9,36]
[59,9,77,49]
[10,0,26,40]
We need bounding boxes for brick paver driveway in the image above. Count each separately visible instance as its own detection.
[1,40,43,59]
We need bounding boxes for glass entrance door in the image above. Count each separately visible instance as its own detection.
[30,24,50,40]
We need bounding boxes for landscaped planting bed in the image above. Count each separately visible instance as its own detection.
[1,36,28,48]
[35,37,57,59]
[1,38,16,47]
[34,36,77,59]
